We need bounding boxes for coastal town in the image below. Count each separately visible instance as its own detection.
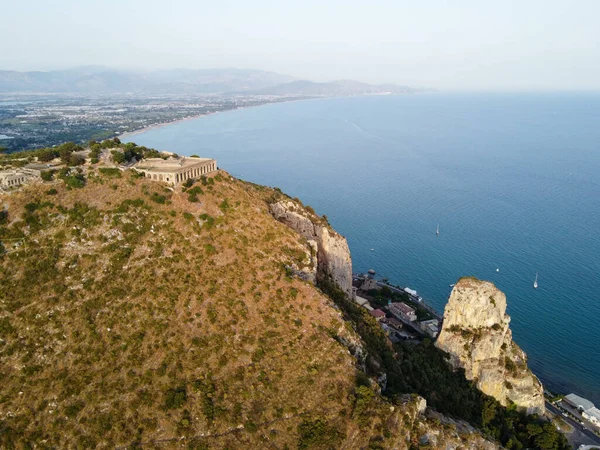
[0,93,301,153]
[351,270,442,342]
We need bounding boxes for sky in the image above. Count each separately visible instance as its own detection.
[1,0,600,90]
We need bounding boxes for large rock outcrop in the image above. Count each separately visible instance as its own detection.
[270,200,352,297]
[435,277,545,414]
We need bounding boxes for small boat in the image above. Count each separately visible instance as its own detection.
[370,248,374,251]
[533,272,538,289]
[496,268,500,272]
[449,283,455,287]
[436,224,440,236]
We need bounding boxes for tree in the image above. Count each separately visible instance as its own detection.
[380,285,393,298]
[69,153,85,166]
[527,423,543,437]
[37,148,57,162]
[59,147,73,164]
[481,398,497,427]
[111,150,126,164]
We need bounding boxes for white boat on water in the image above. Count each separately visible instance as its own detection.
[436,224,440,236]
[496,268,500,272]
[533,272,538,289]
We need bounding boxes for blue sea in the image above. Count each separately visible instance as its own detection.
[125,93,600,404]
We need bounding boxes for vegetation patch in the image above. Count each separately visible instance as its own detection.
[297,417,341,449]
[99,168,122,178]
[164,385,187,410]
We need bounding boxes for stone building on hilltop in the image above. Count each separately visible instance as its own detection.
[134,156,217,186]
[0,164,51,189]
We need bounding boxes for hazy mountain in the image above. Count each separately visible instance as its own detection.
[0,67,295,94]
[0,67,428,95]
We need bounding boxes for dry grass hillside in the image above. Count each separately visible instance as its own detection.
[0,168,501,449]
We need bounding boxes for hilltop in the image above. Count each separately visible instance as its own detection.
[0,144,569,449]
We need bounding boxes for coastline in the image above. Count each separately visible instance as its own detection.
[118,96,312,141]
[118,93,408,141]
[118,112,215,140]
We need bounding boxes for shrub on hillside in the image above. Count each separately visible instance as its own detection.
[187,186,204,202]
[40,170,54,181]
[150,193,167,204]
[99,168,122,178]
[63,173,86,189]
[164,386,187,410]
[297,418,341,450]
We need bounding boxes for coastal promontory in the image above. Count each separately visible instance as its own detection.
[436,277,546,414]
[0,141,569,449]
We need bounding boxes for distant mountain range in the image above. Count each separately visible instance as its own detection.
[0,67,294,94]
[0,67,426,95]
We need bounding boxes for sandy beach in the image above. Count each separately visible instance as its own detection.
[118,96,317,141]
[118,113,213,140]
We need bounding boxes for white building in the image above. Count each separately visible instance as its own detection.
[404,287,418,297]
[583,407,600,426]
[419,319,440,338]
[565,393,595,412]
[565,393,600,426]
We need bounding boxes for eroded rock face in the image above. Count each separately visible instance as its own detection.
[435,277,545,414]
[270,200,352,297]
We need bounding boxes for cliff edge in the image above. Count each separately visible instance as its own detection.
[270,199,352,297]
[435,277,545,415]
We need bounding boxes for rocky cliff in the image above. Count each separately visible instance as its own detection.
[435,277,545,414]
[270,199,353,297]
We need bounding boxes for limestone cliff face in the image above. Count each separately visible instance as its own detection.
[270,200,352,297]
[435,277,545,415]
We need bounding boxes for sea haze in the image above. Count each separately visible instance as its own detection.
[126,93,600,404]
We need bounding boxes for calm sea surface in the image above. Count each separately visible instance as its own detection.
[126,93,600,404]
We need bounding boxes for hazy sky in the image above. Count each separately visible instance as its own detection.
[2,0,600,90]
